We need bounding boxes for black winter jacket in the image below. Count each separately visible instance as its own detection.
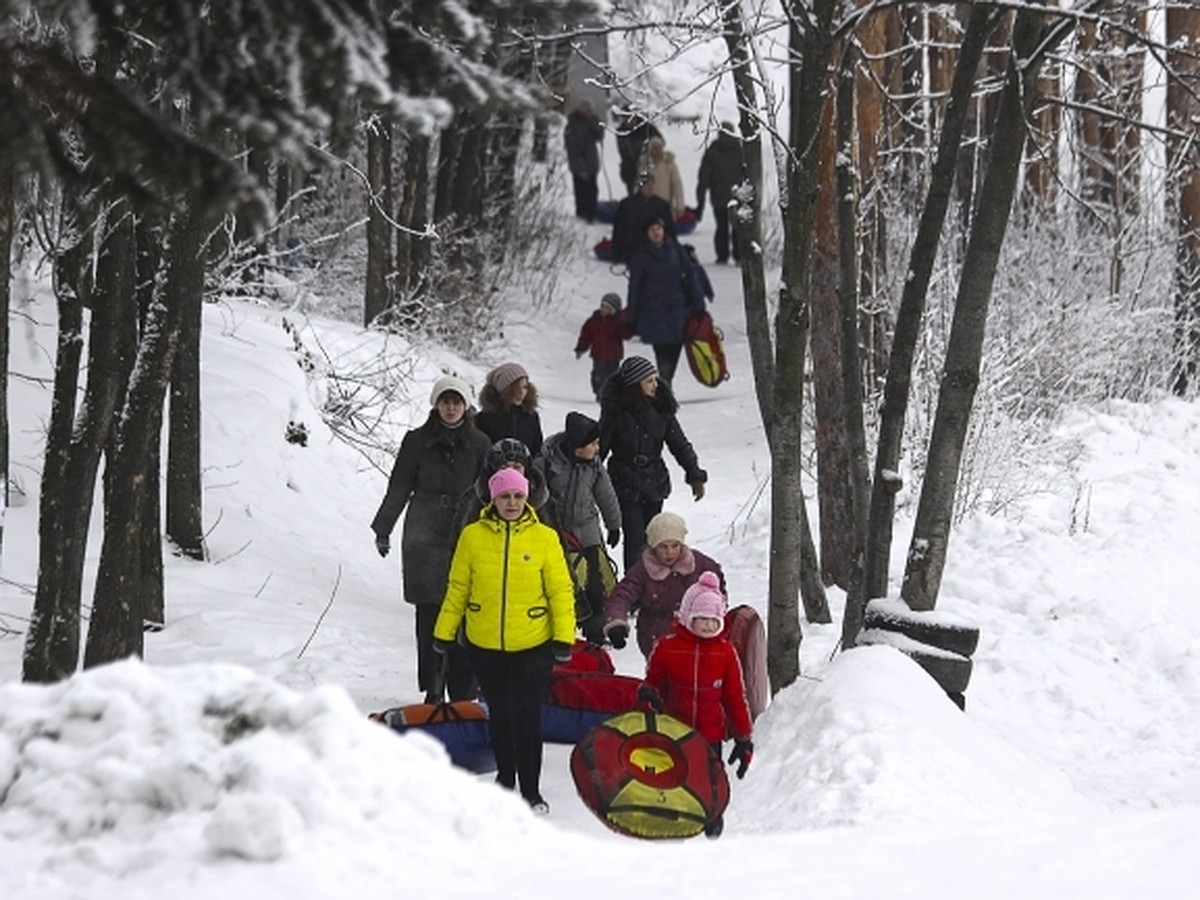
[599,377,706,503]
[372,413,491,606]
[696,132,746,212]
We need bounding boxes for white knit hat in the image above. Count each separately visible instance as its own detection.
[644,511,687,548]
[430,374,471,407]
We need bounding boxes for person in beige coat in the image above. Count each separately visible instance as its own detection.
[637,136,686,219]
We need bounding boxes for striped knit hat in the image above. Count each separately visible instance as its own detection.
[619,356,658,386]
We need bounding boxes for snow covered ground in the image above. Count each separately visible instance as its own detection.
[4,124,1200,897]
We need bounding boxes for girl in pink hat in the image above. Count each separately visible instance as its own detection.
[639,570,754,837]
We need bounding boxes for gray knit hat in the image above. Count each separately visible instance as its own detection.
[601,292,623,312]
[619,356,658,386]
[488,362,529,395]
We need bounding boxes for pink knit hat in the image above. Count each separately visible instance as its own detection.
[677,571,726,635]
[488,362,529,395]
[488,467,529,500]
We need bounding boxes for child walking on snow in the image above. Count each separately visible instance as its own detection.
[575,293,629,402]
[537,412,623,644]
[639,570,754,838]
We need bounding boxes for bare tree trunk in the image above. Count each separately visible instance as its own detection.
[86,207,201,666]
[761,0,840,693]
[395,132,431,305]
[901,4,1056,611]
[24,194,134,681]
[834,46,871,650]
[721,0,830,634]
[862,5,999,610]
[1168,5,1200,395]
[1023,0,1061,211]
[855,5,891,394]
[165,210,208,563]
[131,217,164,629]
[811,85,855,590]
[364,116,394,326]
[0,162,11,560]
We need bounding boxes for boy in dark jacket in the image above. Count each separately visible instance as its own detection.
[538,412,623,643]
[575,293,630,402]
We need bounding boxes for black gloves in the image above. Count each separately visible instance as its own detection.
[606,527,621,548]
[690,481,706,501]
[606,623,629,650]
[374,534,390,557]
[694,204,704,222]
[637,685,663,712]
[551,641,574,664]
[728,739,754,779]
[431,638,453,655]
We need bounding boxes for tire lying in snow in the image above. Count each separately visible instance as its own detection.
[864,598,980,657]
[857,628,973,695]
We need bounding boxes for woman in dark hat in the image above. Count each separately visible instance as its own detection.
[599,356,707,570]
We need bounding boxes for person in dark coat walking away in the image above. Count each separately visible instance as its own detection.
[626,220,706,385]
[537,412,623,644]
[695,123,746,265]
[639,570,753,837]
[475,362,544,458]
[611,172,675,266]
[616,112,662,196]
[434,467,576,814]
[575,292,630,402]
[454,437,554,537]
[371,374,491,703]
[603,510,725,656]
[564,100,605,222]
[599,357,707,571]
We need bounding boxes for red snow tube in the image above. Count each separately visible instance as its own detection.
[570,709,729,839]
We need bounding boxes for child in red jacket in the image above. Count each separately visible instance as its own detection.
[575,292,629,402]
[640,570,753,838]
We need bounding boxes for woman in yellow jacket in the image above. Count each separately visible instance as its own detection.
[434,467,575,814]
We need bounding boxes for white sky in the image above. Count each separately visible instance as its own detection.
[3,119,1200,899]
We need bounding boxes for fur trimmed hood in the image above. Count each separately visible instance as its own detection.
[478,380,540,415]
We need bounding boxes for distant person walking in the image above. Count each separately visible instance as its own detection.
[626,219,706,386]
[695,123,746,264]
[564,100,605,223]
[611,172,675,266]
[574,292,630,402]
[616,112,662,196]
[637,136,686,219]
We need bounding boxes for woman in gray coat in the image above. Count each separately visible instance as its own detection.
[372,374,491,703]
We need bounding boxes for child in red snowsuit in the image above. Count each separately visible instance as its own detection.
[575,293,630,402]
[640,570,753,837]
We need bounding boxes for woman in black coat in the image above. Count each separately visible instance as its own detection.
[599,356,707,571]
[371,375,491,703]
